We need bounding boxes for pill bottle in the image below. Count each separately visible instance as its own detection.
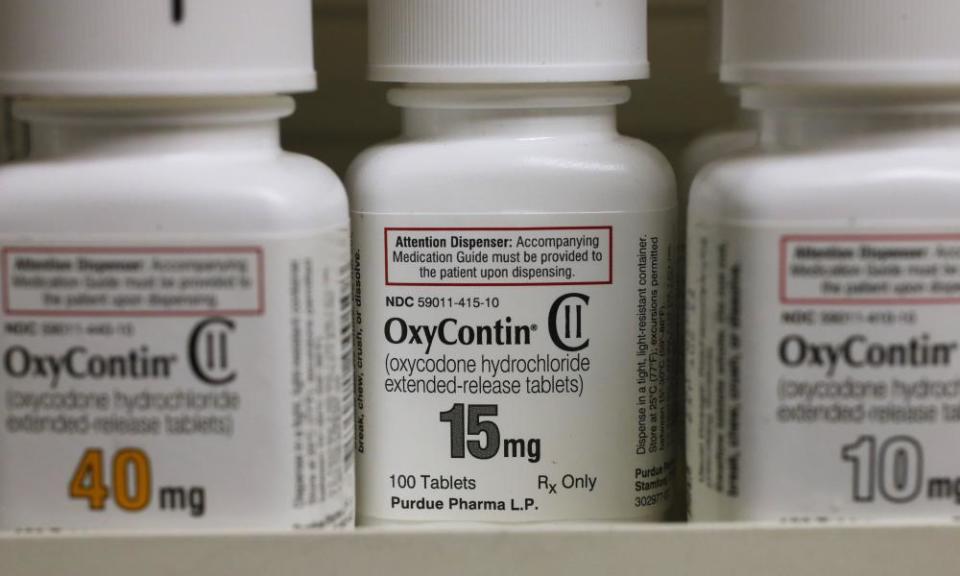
[350,0,678,525]
[688,0,960,522]
[0,0,354,531]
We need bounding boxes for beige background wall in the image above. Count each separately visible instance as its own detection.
[286,0,736,176]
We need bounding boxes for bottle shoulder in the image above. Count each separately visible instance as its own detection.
[680,128,759,187]
[690,145,960,223]
[348,134,677,214]
[0,151,348,235]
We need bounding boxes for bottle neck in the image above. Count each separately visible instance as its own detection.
[17,96,292,160]
[744,87,960,151]
[392,84,629,139]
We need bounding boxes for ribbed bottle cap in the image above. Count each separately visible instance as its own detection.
[722,0,960,86]
[368,0,649,84]
[0,0,316,97]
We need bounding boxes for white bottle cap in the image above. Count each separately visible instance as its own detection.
[722,0,960,86]
[367,0,649,84]
[0,0,316,97]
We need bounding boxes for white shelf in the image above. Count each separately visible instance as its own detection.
[2,524,958,576]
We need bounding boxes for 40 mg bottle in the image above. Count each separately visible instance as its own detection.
[0,0,354,531]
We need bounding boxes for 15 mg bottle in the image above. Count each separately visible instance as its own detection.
[351,0,678,524]
[0,0,353,531]
[688,0,960,522]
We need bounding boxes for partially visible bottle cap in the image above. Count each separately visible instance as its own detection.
[367,0,649,84]
[0,0,316,96]
[722,0,960,87]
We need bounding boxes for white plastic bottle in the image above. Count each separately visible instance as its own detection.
[688,0,960,522]
[0,0,354,531]
[350,0,678,525]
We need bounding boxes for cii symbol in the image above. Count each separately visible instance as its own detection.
[548,293,590,352]
[189,318,237,385]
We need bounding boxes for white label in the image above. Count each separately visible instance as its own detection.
[0,231,354,531]
[688,224,960,522]
[354,212,678,522]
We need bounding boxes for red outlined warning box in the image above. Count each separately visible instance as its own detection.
[385,227,614,287]
[2,246,265,317]
[780,234,960,306]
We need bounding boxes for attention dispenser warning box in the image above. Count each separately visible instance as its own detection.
[2,246,265,317]
[384,227,614,287]
[780,234,960,305]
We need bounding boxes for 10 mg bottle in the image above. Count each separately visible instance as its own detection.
[688,0,960,522]
[0,0,354,531]
[351,0,678,524]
